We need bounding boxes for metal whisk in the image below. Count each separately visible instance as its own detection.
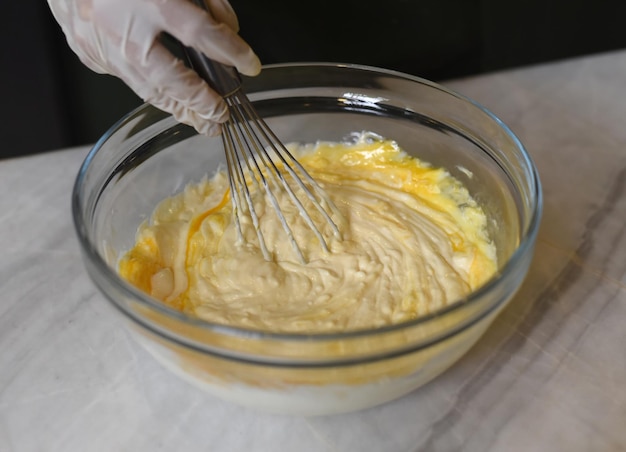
[183,9,342,262]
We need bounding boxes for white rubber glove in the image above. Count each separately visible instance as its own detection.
[47,0,261,136]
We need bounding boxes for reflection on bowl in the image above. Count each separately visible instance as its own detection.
[72,63,542,416]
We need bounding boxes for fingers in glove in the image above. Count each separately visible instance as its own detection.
[151,93,225,136]
[157,0,261,76]
[205,0,239,32]
[117,41,229,135]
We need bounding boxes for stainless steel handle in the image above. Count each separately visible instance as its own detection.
[182,0,242,97]
[183,47,242,97]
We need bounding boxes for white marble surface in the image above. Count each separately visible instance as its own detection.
[2,50,626,451]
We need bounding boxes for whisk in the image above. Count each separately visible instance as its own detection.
[182,4,342,263]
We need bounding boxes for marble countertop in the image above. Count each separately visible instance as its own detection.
[2,50,626,452]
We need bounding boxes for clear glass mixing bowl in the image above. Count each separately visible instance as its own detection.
[72,63,542,415]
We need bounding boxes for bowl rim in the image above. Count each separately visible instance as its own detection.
[72,61,543,342]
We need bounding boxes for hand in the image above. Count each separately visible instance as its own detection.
[47,0,261,135]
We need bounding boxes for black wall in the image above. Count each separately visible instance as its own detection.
[3,0,626,159]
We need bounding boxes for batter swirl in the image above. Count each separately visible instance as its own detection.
[119,133,497,332]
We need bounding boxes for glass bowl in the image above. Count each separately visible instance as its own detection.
[72,63,542,416]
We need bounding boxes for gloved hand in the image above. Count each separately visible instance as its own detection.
[47,0,261,136]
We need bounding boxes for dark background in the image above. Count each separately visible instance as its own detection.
[3,0,626,159]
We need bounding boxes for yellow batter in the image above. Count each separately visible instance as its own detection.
[119,133,496,332]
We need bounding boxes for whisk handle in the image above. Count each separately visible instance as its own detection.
[183,0,242,97]
[184,47,242,97]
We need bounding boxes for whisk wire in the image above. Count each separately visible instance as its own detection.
[230,94,332,255]
[227,93,308,262]
[221,115,271,261]
[238,100,343,241]
[221,127,244,242]
[182,36,343,262]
